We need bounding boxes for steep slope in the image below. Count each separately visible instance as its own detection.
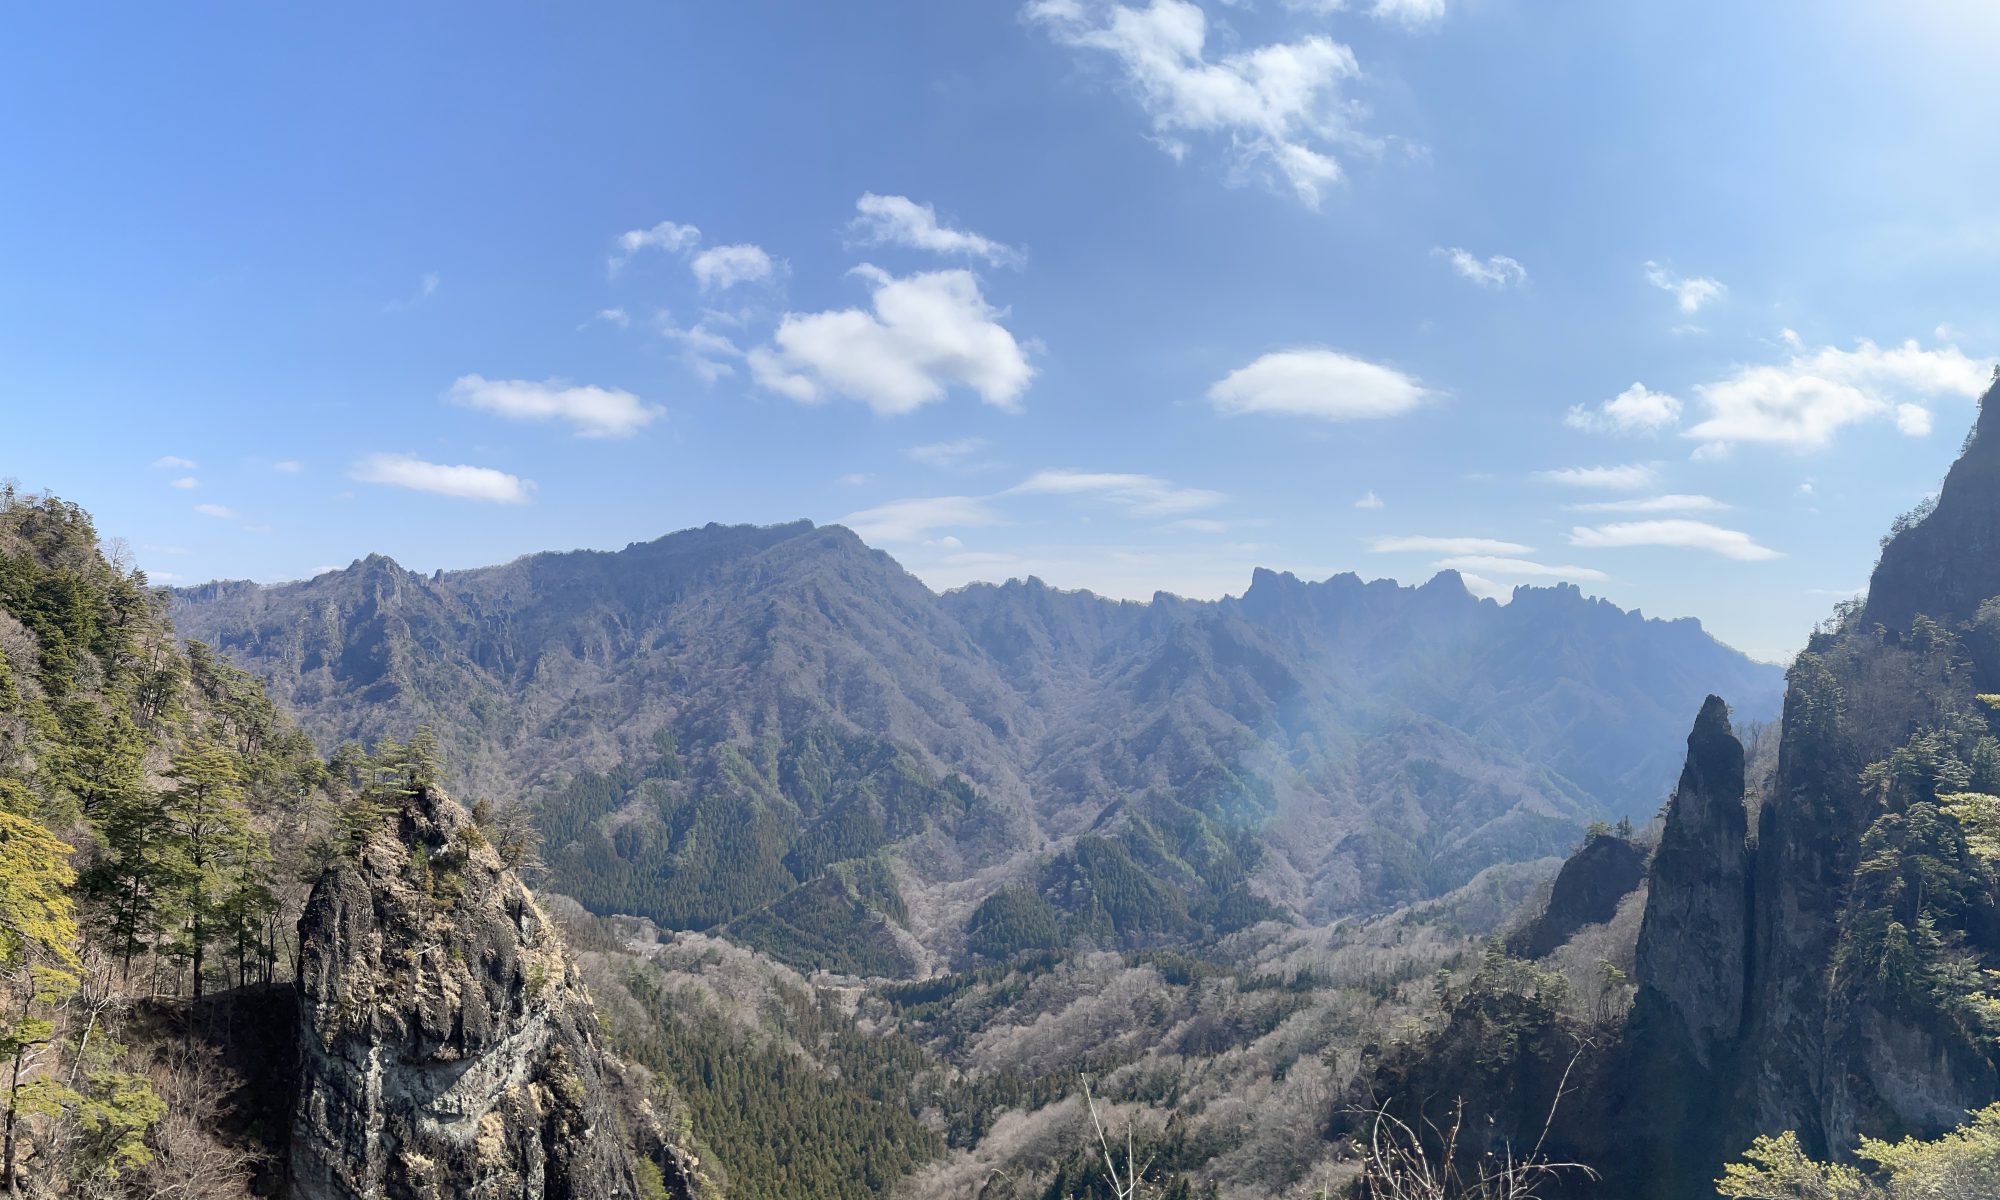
[291,774,691,1199]
[173,524,1782,967]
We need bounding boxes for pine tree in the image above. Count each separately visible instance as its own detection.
[0,809,81,1190]
[157,741,256,1000]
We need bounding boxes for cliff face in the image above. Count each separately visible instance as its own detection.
[1864,375,2000,633]
[1617,382,2000,1198]
[1632,696,1750,1071]
[290,780,685,1200]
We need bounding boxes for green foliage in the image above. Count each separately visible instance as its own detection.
[1719,1104,2000,1199]
[608,969,944,1200]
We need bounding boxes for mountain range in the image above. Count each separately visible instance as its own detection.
[171,529,1782,974]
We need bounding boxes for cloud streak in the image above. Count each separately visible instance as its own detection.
[350,454,535,504]
[446,375,662,439]
[1568,518,1780,561]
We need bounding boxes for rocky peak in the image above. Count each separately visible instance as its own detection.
[1507,830,1647,960]
[1633,696,1751,1069]
[1864,372,2000,632]
[290,781,686,1199]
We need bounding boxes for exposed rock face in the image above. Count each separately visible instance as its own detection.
[1508,830,1647,959]
[1632,695,1751,1070]
[1620,697,1754,1197]
[290,782,668,1199]
[1864,376,2000,632]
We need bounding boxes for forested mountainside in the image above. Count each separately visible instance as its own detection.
[171,526,1780,975]
[1362,384,2000,1199]
[0,487,697,1198]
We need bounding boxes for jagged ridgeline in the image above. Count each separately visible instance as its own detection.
[0,487,696,1198]
[1356,382,2000,1200]
[170,520,1782,978]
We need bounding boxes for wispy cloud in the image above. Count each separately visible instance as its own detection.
[907,437,992,469]
[1533,463,1658,490]
[193,503,235,519]
[1568,518,1780,561]
[1209,349,1427,422]
[446,375,662,439]
[152,455,196,470]
[839,495,1003,542]
[1436,554,1607,582]
[1026,0,1369,208]
[169,476,200,490]
[656,313,744,382]
[1684,337,1985,452]
[273,460,304,474]
[1565,493,1727,514]
[1565,383,1682,435]
[609,219,700,274]
[1644,261,1725,314]
[384,272,440,312]
[349,453,535,504]
[1009,469,1222,515]
[850,194,1023,266]
[1354,490,1385,510]
[1434,247,1527,289]
[1369,535,1531,555]
[749,266,1034,415]
[691,243,777,291]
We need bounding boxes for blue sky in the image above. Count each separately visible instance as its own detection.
[7,1,2000,662]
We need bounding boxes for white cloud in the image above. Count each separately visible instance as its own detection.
[193,503,235,519]
[1644,261,1726,314]
[1568,519,1781,561]
[1010,469,1222,515]
[691,243,776,291]
[1685,337,1987,451]
[274,460,303,473]
[835,472,873,486]
[610,219,700,273]
[446,374,662,439]
[656,314,744,383]
[1026,0,1368,207]
[1435,247,1527,289]
[1368,535,1532,555]
[169,477,200,490]
[590,307,632,330]
[1565,493,1727,514]
[1354,490,1384,509]
[1208,349,1427,421]
[1533,463,1658,489]
[749,266,1034,415]
[1455,571,1508,601]
[851,194,1023,266]
[1278,1,1450,28]
[1167,517,1229,533]
[1564,383,1683,435]
[839,495,1004,542]
[907,437,991,468]
[1436,554,1608,582]
[1369,0,1446,23]
[349,453,535,504]
[152,455,196,470]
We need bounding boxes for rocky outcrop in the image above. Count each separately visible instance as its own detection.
[1507,829,1647,959]
[1632,696,1751,1069]
[1865,374,2000,632]
[290,781,687,1199]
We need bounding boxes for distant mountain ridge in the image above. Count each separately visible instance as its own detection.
[171,523,1783,970]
